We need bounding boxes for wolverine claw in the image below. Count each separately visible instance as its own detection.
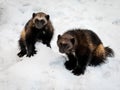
[33,50,37,54]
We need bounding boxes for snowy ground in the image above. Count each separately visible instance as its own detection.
[0,0,120,90]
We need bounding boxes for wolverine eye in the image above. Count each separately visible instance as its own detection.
[35,19,45,24]
[35,19,39,23]
[59,43,63,47]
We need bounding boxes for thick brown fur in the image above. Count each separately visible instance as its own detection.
[17,12,54,57]
[57,29,114,76]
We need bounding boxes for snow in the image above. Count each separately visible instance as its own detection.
[0,0,120,90]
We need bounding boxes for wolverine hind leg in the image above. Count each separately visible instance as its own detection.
[17,38,27,57]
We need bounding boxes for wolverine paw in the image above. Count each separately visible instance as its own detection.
[26,50,37,57]
[64,61,76,70]
[72,67,85,76]
[17,51,26,57]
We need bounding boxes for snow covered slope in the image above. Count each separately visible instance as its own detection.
[0,0,120,90]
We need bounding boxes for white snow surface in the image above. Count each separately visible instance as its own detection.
[0,0,120,90]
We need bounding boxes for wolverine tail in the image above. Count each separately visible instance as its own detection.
[90,45,114,66]
[105,47,114,57]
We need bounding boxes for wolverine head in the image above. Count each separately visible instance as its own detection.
[57,34,76,54]
[32,12,49,29]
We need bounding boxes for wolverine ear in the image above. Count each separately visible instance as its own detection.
[45,15,49,20]
[71,38,75,45]
[32,13,36,18]
[58,34,61,40]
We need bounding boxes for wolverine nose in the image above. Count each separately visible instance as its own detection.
[59,49,65,53]
[40,20,45,24]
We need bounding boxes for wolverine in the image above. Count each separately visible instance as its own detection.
[57,29,114,75]
[17,12,54,57]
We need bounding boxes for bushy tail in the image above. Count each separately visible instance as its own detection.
[105,47,114,57]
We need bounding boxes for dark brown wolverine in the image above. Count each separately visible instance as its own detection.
[17,12,54,57]
[57,29,114,75]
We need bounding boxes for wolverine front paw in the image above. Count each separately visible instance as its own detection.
[64,61,76,70]
[26,50,37,57]
[72,67,85,76]
[17,51,26,57]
